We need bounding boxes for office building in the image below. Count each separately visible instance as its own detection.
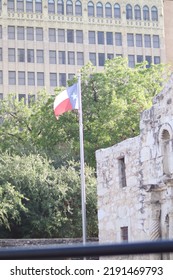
[0,0,171,101]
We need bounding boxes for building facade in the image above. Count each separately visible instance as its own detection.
[96,75,173,259]
[0,0,168,101]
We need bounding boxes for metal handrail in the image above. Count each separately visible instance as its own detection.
[0,240,173,259]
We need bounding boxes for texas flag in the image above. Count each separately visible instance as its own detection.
[54,83,79,118]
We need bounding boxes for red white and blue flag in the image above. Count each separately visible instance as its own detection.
[54,83,79,118]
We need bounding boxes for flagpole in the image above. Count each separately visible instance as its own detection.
[78,74,87,245]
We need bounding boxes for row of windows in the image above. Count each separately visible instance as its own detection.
[4,1,159,22]
[5,26,84,43]
[89,54,160,67]
[0,70,74,87]
[89,32,160,48]
[0,48,84,65]
[1,26,160,49]
[0,48,161,66]
[88,2,158,21]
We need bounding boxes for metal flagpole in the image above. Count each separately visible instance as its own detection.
[78,74,87,245]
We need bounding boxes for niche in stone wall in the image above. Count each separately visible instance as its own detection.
[162,129,170,174]
[159,124,173,175]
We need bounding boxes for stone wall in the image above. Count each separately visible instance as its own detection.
[0,238,98,248]
[96,75,173,260]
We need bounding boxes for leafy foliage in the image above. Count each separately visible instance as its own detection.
[0,154,97,238]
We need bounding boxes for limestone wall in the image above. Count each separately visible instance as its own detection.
[96,75,173,259]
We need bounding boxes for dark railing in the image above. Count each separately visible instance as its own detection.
[0,240,173,259]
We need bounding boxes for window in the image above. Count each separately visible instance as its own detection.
[68,51,75,65]
[76,30,83,43]
[115,32,122,46]
[89,52,96,66]
[145,56,152,68]
[28,94,35,105]
[88,1,94,17]
[154,56,160,64]
[106,32,113,45]
[0,26,2,38]
[9,71,16,85]
[68,73,75,80]
[18,94,26,104]
[96,2,103,17]
[49,50,57,64]
[151,6,158,21]
[128,55,135,68]
[137,55,143,63]
[26,0,33,12]
[27,49,34,63]
[98,31,104,45]
[36,28,43,41]
[57,0,64,15]
[27,27,34,40]
[35,0,42,13]
[8,26,15,39]
[48,0,55,14]
[126,4,133,20]
[127,33,134,47]
[18,71,25,85]
[59,51,66,64]
[144,34,151,48]
[75,0,82,16]
[0,93,3,100]
[66,0,73,15]
[58,29,65,42]
[107,53,114,60]
[118,157,126,187]
[77,52,84,65]
[143,5,150,21]
[89,31,95,44]
[50,73,57,87]
[59,73,66,86]
[17,27,25,40]
[36,50,44,63]
[0,48,2,61]
[17,0,24,12]
[8,0,15,11]
[134,5,141,20]
[153,35,160,48]
[98,53,105,66]
[37,72,44,86]
[136,34,142,47]
[0,71,3,84]
[49,28,56,42]
[114,3,120,19]
[67,29,74,43]
[121,227,128,242]
[8,48,15,62]
[18,48,25,62]
[28,72,35,85]
[105,3,112,18]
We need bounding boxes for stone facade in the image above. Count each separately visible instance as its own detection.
[96,75,173,259]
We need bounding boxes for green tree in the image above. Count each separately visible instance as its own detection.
[0,58,169,167]
[0,153,97,238]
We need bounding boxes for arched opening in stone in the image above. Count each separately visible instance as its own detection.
[161,129,171,175]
